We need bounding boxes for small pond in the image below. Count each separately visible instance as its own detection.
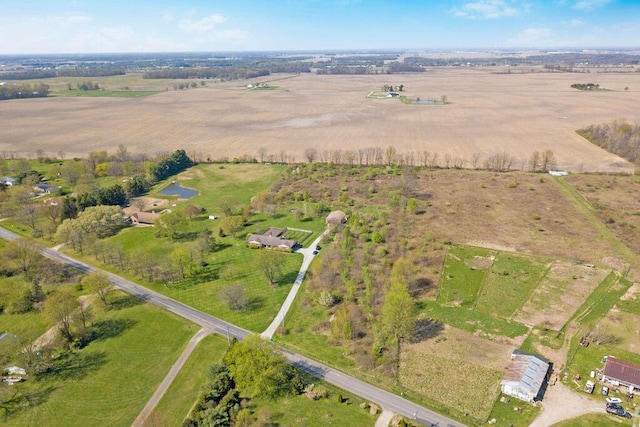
[413,100,441,105]
[159,182,199,199]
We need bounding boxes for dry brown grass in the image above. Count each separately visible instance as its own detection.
[401,325,510,421]
[1,69,638,172]
[514,262,609,330]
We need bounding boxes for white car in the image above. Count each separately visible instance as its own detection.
[606,397,623,404]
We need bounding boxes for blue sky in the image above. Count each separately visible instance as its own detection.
[1,0,638,54]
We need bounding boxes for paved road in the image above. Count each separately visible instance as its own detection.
[133,328,213,427]
[262,229,329,339]
[0,226,465,427]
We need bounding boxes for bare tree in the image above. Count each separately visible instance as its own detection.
[540,149,557,172]
[304,148,317,163]
[529,151,541,172]
[471,152,482,169]
[219,284,250,311]
[258,147,268,163]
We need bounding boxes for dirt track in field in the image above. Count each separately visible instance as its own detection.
[1,69,639,172]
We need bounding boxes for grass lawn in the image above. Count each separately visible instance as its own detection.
[249,381,376,427]
[1,292,198,426]
[475,253,551,319]
[486,393,541,427]
[437,245,493,307]
[552,413,634,426]
[150,334,229,426]
[418,301,529,339]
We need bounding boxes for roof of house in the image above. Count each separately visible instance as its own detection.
[263,228,285,237]
[247,234,296,249]
[0,176,17,185]
[326,210,347,224]
[131,211,160,224]
[603,357,640,388]
[502,350,550,395]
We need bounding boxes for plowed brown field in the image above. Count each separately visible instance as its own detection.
[1,68,639,172]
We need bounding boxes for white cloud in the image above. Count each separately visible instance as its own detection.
[33,14,92,25]
[450,0,524,19]
[179,14,227,33]
[504,27,556,46]
[573,0,612,11]
[563,18,584,27]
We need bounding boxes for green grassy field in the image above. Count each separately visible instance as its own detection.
[552,413,634,426]
[475,253,551,318]
[150,334,229,426]
[249,382,377,427]
[437,245,493,307]
[52,90,163,98]
[487,393,541,427]
[1,293,198,426]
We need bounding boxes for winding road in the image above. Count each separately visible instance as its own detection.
[0,226,465,427]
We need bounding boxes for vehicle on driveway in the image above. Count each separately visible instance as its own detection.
[600,386,609,396]
[606,405,632,418]
[606,397,622,404]
[584,380,595,393]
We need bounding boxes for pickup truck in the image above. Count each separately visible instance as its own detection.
[584,380,595,393]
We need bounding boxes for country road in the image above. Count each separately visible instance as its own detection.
[0,226,466,427]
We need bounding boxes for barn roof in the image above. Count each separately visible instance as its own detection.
[502,350,550,395]
[603,357,640,388]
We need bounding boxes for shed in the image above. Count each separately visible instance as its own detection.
[602,357,640,391]
[501,350,551,403]
[0,177,17,186]
[326,210,347,225]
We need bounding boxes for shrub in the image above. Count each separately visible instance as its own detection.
[317,290,336,308]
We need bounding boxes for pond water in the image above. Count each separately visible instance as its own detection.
[413,100,441,105]
[158,182,199,199]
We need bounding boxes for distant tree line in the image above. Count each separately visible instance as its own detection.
[0,83,49,100]
[143,67,270,80]
[578,119,640,163]
[0,68,125,80]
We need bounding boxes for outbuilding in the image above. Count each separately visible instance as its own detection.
[326,210,347,225]
[501,349,551,403]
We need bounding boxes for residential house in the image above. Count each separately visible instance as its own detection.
[247,228,297,252]
[602,357,640,392]
[130,211,161,225]
[501,349,551,403]
[33,183,59,194]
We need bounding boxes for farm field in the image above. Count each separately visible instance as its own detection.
[1,69,639,172]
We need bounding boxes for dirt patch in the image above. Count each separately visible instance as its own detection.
[467,255,495,270]
[514,262,609,330]
[530,382,603,427]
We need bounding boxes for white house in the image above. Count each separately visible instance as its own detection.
[501,350,551,403]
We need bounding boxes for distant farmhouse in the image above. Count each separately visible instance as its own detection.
[601,357,640,392]
[247,228,297,252]
[501,349,551,403]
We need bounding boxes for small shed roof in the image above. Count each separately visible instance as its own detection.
[326,210,347,224]
[603,357,640,388]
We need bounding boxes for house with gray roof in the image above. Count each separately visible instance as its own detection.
[247,228,297,252]
[501,349,551,403]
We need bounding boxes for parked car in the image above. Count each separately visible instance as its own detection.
[315,245,321,251]
[601,386,609,396]
[606,397,622,404]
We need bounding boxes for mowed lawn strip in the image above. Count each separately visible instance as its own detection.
[4,293,198,427]
[150,334,229,426]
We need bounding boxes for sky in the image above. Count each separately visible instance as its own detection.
[0,0,639,54]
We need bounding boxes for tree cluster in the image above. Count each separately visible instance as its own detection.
[74,81,100,91]
[0,82,49,100]
[578,119,640,163]
[0,68,125,80]
[148,149,194,181]
[143,67,270,80]
[570,82,600,90]
[184,336,312,426]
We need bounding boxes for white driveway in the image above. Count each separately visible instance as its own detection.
[261,229,329,339]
